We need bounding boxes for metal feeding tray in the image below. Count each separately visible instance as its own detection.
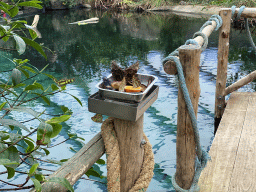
[88,85,159,121]
[96,73,158,102]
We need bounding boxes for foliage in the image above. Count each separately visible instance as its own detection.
[0,1,106,191]
[187,0,256,7]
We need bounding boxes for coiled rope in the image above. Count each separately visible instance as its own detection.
[232,5,256,52]
[101,118,154,192]
[162,13,223,192]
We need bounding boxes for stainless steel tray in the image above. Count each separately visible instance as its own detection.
[96,73,158,102]
[88,85,159,121]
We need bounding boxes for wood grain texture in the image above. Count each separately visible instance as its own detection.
[221,8,256,18]
[176,44,201,189]
[114,115,144,192]
[214,9,232,119]
[199,92,256,191]
[30,132,105,192]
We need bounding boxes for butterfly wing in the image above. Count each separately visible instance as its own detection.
[125,61,139,84]
[132,75,141,88]
[111,61,124,81]
[118,77,126,92]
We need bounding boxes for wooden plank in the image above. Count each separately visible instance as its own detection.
[198,92,250,191]
[30,132,105,192]
[228,93,256,191]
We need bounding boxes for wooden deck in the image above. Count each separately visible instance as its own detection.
[198,92,256,191]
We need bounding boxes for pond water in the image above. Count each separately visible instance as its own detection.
[0,9,256,192]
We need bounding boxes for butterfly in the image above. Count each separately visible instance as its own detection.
[53,78,74,87]
[111,61,139,84]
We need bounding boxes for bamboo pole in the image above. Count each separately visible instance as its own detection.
[113,115,144,192]
[164,18,217,75]
[214,9,232,133]
[176,44,201,190]
[224,70,256,96]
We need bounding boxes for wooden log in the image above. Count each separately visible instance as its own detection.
[229,7,256,18]
[30,132,105,192]
[224,70,256,96]
[176,44,201,189]
[164,18,217,75]
[214,9,232,132]
[113,115,144,192]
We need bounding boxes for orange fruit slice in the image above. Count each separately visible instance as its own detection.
[124,86,143,92]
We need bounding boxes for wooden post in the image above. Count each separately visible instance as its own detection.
[113,114,144,192]
[176,44,201,189]
[214,9,232,134]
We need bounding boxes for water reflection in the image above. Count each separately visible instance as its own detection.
[1,9,256,191]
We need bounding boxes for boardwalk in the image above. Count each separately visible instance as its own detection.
[199,92,256,191]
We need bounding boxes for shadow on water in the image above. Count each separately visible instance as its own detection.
[1,9,256,191]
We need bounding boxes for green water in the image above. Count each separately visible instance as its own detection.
[0,9,256,191]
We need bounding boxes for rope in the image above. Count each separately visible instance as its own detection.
[101,118,154,192]
[165,56,210,192]
[232,5,256,53]
[161,12,222,191]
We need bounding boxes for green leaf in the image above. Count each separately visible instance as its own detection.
[47,177,74,192]
[0,119,29,132]
[13,83,26,88]
[51,84,59,91]
[25,84,40,91]
[60,106,69,113]
[19,68,29,78]
[46,115,71,124]
[45,159,62,165]
[24,139,35,153]
[60,159,69,163]
[0,5,11,16]
[66,93,82,106]
[6,167,15,179]
[18,2,43,9]
[0,132,9,141]
[37,122,53,145]
[33,82,44,91]
[21,66,37,73]
[69,147,77,153]
[9,6,19,18]
[96,159,105,165]
[41,148,50,156]
[49,123,62,138]
[11,68,22,86]
[85,167,101,178]
[7,146,19,169]
[31,178,42,192]
[0,101,7,110]
[41,96,50,105]
[35,173,44,182]
[13,34,26,55]
[68,133,76,139]
[0,159,19,166]
[21,37,47,59]
[29,163,39,176]
[42,73,55,80]
[0,143,8,159]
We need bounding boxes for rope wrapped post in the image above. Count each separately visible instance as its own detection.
[214,9,232,134]
[113,115,145,192]
[176,44,201,190]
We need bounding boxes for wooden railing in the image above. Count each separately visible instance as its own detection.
[30,133,105,192]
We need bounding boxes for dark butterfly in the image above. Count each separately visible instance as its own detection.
[111,61,139,84]
[53,78,74,87]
